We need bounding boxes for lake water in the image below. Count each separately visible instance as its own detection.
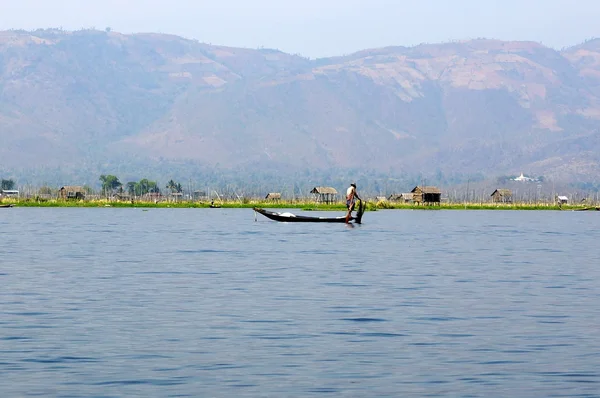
[1,208,599,397]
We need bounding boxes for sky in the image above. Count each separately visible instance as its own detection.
[1,0,599,58]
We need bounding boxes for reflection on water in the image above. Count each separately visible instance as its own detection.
[1,208,599,397]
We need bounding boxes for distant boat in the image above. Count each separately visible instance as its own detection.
[254,200,365,224]
[0,204,14,208]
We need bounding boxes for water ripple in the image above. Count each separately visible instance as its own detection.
[1,208,599,397]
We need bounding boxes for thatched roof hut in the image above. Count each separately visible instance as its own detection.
[59,186,85,200]
[265,192,281,200]
[389,193,414,202]
[112,193,131,201]
[310,187,337,195]
[310,186,338,204]
[490,189,513,203]
[411,186,441,205]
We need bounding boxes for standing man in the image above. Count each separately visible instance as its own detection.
[345,182,361,223]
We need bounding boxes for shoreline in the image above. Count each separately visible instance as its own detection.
[1,199,597,211]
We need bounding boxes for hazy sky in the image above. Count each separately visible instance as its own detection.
[1,0,599,58]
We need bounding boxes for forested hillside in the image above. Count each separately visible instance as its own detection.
[1,29,600,190]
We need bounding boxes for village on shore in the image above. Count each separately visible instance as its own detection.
[1,172,598,210]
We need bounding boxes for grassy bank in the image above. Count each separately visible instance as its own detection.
[375,202,577,211]
[1,197,596,211]
[0,198,355,210]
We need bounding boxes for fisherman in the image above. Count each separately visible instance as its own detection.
[345,182,361,223]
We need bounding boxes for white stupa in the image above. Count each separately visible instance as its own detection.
[513,172,534,182]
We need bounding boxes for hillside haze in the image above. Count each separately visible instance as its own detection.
[1,29,600,184]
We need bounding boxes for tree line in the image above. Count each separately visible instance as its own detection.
[99,175,182,196]
[1,179,15,190]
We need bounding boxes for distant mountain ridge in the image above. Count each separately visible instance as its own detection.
[1,29,599,184]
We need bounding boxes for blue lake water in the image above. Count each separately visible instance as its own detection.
[1,207,599,397]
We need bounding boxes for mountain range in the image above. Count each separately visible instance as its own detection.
[1,28,599,187]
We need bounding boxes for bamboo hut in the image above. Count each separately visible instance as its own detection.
[388,193,414,203]
[58,186,85,200]
[310,187,338,204]
[411,186,441,205]
[265,192,282,201]
[490,189,513,203]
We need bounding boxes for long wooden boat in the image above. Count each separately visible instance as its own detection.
[254,200,365,224]
[0,204,14,208]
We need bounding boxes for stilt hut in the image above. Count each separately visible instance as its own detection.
[112,193,131,202]
[58,186,85,200]
[193,190,208,201]
[490,189,513,203]
[389,193,414,203]
[170,192,183,202]
[265,192,281,201]
[310,186,338,204]
[411,186,441,205]
[401,193,415,203]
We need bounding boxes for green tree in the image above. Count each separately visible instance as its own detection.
[148,180,160,193]
[134,179,160,195]
[1,179,15,190]
[137,179,151,195]
[126,182,137,196]
[166,179,182,193]
[99,174,122,195]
